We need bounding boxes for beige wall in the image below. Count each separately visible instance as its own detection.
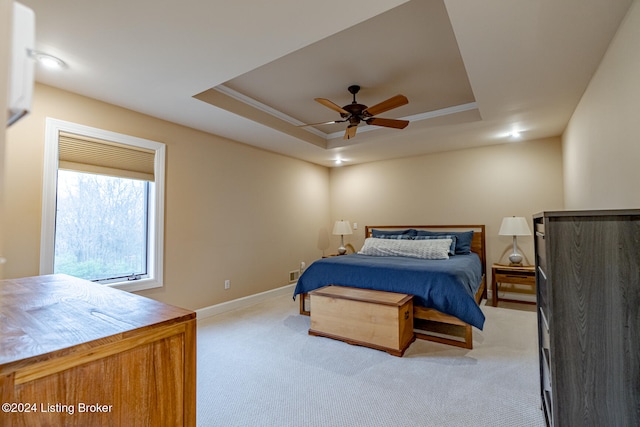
[329,137,564,270]
[4,83,565,309]
[3,83,330,309]
[563,0,640,209]
[2,0,635,314]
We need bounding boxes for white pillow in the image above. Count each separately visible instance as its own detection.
[359,237,451,260]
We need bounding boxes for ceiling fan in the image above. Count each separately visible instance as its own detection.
[302,85,410,140]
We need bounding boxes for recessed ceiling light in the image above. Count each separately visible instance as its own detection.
[509,130,521,138]
[28,50,67,70]
[334,159,343,165]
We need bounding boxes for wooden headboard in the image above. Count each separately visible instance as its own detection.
[364,225,487,275]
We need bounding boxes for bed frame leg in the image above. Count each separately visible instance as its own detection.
[299,292,310,316]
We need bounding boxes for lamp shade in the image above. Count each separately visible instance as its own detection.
[332,220,353,236]
[499,216,532,236]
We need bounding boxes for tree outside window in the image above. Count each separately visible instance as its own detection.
[54,170,148,282]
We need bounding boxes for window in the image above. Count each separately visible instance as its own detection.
[55,171,149,282]
[41,118,165,291]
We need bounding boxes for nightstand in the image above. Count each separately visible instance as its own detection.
[491,264,536,307]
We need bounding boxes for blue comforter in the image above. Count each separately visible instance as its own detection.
[293,253,485,329]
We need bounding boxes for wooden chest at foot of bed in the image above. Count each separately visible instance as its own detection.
[308,285,415,356]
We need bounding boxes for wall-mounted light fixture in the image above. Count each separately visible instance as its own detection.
[28,49,67,70]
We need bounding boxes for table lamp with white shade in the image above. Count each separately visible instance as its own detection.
[499,216,532,265]
[332,220,353,255]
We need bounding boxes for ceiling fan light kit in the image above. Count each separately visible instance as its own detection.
[306,85,410,140]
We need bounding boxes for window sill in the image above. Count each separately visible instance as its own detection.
[109,278,162,292]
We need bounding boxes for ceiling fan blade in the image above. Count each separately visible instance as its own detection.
[344,125,358,140]
[296,120,345,127]
[363,95,408,117]
[315,98,349,115]
[366,117,410,129]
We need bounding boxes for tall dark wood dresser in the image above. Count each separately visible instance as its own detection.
[533,210,640,426]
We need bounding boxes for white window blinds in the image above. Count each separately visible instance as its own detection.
[58,131,155,181]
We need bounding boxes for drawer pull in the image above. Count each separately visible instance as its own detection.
[539,307,549,332]
[537,266,547,280]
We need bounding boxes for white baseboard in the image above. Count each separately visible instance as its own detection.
[196,283,296,320]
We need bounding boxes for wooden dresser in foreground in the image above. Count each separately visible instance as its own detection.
[534,210,640,426]
[0,274,196,426]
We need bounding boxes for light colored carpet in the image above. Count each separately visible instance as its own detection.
[197,294,546,427]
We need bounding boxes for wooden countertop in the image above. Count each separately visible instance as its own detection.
[0,274,195,371]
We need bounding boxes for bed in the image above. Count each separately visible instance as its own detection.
[294,225,487,349]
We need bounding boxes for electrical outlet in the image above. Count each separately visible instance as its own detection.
[224,279,230,289]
